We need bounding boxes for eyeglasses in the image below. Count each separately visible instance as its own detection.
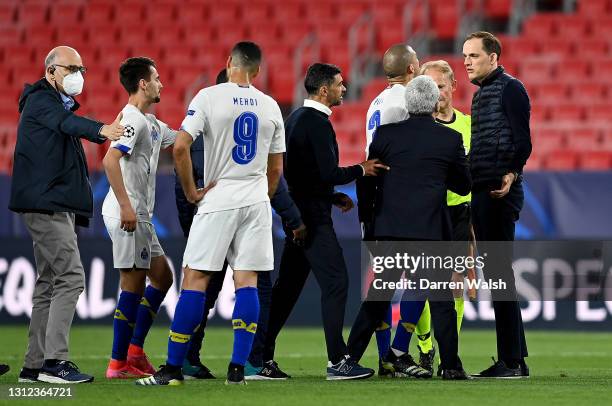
[54,64,87,74]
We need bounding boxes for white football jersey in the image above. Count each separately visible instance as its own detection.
[365,83,409,156]
[179,82,285,214]
[102,104,176,222]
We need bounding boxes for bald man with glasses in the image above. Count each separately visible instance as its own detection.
[10,46,124,384]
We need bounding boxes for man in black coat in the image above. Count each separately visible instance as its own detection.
[348,75,472,380]
[9,46,123,384]
[261,63,387,380]
[463,31,531,378]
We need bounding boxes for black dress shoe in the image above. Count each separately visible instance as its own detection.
[442,368,472,380]
[472,357,521,379]
[0,364,9,376]
[520,360,530,378]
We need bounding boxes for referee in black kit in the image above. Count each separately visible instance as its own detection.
[261,63,387,380]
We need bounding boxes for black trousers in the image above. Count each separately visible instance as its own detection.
[471,187,528,363]
[186,262,273,367]
[263,223,349,364]
[347,240,460,370]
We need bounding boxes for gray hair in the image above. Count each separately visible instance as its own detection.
[44,49,58,69]
[405,75,440,114]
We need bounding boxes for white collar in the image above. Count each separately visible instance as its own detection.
[303,99,332,116]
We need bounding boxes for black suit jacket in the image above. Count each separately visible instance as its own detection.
[357,114,471,241]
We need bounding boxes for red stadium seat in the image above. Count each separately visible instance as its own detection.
[520,59,555,83]
[554,15,590,39]
[578,0,609,16]
[274,2,302,21]
[86,26,118,46]
[207,4,240,24]
[315,24,348,44]
[0,27,21,47]
[146,3,176,21]
[432,3,459,40]
[371,3,400,23]
[484,0,512,19]
[555,59,589,80]
[23,27,55,49]
[503,38,539,60]
[376,23,404,55]
[602,132,612,151]
[577,39,608,58]
[578,151,612,170]
[361,79,388,104]
[539,39,574,58]
[535,83,569,105]
[590,17,612,38]
[96,46,130,69]
[131,45,164,64]
[169,65,207,89]
[150,26,184,49]
[550,104,585,123]
[279,20,312,45]
[307,1,338,21]
[533,129,565,154]
[522,14,557,38]
[164,45,195,67]
[269,70,295,104]
[570,82,607,103]
[586,104,612,123]
[17,4,48,26]
[176,2,206,25]
[0,4,15,24]
[183,26,217,47]
[544,150,578,170]
[113,3,145,26]
[249,2,272,21]
[565,129,601,151]
[208,24,249,48]
[55,26,89,51]
[4,46,34,67]
[49,4,81,24]
[336,2,369,22]
[82,3,113,25]
[119,28,151,46]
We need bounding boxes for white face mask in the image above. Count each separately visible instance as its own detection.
[61,71,84,96]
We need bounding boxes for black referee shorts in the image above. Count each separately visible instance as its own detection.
[449,202,471,242]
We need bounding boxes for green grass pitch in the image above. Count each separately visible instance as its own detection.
[0,326,610,405]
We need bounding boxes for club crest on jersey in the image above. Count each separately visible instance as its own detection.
[187,109,195,116]
[151,128,159,142]
[141,247,149,260]
[123,125,135,138]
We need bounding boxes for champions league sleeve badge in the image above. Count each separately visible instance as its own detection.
[123,125,135,138]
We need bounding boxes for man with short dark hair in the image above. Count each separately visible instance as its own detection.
[176,68,307,381]
[260,63,386,381]
[102,57,183,380]
[11,45,123,384]
[137,41,285,386]
[462,31,531,378]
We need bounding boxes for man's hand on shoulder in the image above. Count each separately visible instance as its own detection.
[100,112,124,141]
[360,159,390,176]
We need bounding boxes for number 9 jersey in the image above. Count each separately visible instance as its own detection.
[179,82,286,214]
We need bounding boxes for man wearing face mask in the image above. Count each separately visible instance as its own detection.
[9,46,124,384]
